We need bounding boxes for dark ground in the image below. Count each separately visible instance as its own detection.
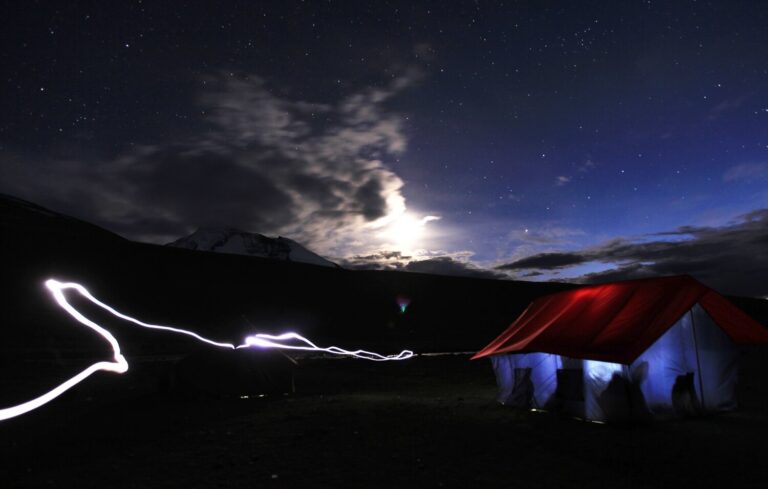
[2,351,768,489]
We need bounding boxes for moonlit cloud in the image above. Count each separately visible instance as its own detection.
[0,71,427,255]
[555,175,571,186]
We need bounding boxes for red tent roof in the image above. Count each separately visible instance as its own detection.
[472,275,768,364]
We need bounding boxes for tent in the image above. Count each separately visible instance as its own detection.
[472,275,768,422]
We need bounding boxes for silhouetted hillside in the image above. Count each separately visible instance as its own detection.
[0,194,572,366]
[2,193,766,369]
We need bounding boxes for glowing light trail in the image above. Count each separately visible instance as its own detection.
[0,280,129,421]
[239,332,413,360]
[0,279,414,421]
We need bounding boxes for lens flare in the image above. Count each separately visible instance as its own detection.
[0,279,415,421]
[396,295,411,314]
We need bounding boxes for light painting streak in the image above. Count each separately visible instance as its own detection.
[0,279,415,421]
[239,333,414,360]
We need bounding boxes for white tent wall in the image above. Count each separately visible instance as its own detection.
[490,353,558,408]
[688,303,738,412]
[489,304,739,422]
[621,303,738,418]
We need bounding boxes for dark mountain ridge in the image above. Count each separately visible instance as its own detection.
[0,194,571,362]
[2,192,766,366]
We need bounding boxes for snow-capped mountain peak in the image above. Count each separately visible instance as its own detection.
[166,227,338,268]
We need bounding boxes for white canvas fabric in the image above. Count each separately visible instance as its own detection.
[490,304,739,422]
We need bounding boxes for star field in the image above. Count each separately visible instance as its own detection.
[1,1,767,295]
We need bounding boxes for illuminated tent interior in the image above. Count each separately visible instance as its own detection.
[472,275,768,422]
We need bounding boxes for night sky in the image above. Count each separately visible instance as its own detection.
[1,1,766,296]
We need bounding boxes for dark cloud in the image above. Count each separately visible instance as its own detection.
[496,209,768,297]
[497,251,586,270]
[355,178,388,220]
[341,250,411,270]
[0,72,419,250]
[404,257,507,279]
[339,251,412,270]
[343,251,505,280]
[571,264,652,283]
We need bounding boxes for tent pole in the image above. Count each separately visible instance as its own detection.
[690,309,706,411]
